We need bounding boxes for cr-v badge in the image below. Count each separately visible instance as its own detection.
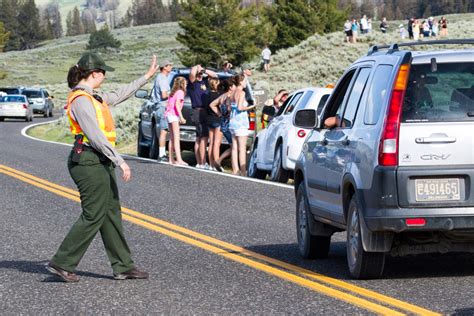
[421,154,451,160]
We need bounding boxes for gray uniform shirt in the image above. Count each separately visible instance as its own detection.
[69,75,148,167]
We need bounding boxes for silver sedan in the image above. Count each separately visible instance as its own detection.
[0,95,33,122]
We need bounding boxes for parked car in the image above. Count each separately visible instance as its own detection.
[21,88,54,117]
[0,87,24,95]
[248,87,332,182]
[135,68,256,159]
[294,39,474,279]
[0,94,33,122]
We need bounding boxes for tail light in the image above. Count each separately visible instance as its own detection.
[406,218,426,227]
[378,63,410,166]
[22,104,28,109]
[248,110,256,131]
[297,129,306,138]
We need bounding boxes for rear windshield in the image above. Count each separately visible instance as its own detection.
[402,62,474,123]
[22,90,42,98]
[0,95,26,102]
[0,88,20,94]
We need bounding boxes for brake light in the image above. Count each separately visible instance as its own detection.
[22,104,28,109]
[378,63,410,166]
[406,218,426,227]
[248,110,256,131]
[297,130,306,138]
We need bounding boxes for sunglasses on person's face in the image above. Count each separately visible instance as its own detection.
[94,69,106,75]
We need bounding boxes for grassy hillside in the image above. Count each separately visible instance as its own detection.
[1,13,472,154]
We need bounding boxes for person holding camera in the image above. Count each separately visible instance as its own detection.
[46,52,158,282]
[188,64,217,169]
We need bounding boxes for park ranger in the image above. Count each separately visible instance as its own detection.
[46,52,158,282]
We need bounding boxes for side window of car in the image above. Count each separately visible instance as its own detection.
[44,90,49,98]
[364,65,393,125]
[316,94,330,115]
[322,69,357,122]
[284,92,304,114]
[341,67,371,128]
[293,91,314,113]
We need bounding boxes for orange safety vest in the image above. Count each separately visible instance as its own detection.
[66,89,116,147]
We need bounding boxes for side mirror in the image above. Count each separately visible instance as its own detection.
[135,89,149,99]
[293,109,319,129]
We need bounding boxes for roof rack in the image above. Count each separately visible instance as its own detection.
[367,38,474,56]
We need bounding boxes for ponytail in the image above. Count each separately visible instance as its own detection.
[67,65,93,89]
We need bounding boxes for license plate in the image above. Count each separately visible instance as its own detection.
[415,178,460,202]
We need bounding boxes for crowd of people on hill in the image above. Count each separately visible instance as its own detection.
[343,15,449,43]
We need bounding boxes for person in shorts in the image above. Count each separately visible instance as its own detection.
[188,64,217,169]
[344,19,353,43]
[261,45,271,73]
[152,60,173,161]
[164,77,188,166]
[203,77,222,171]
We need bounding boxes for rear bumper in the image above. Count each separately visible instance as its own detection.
[0,109,28,117]
[361,165,474,233]
[365,212,474,232]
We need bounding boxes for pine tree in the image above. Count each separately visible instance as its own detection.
[0,0,21,51]
[18,0,44,50]
[268,0,319,51]
[86,24,121,50]
[0,21,10,52]
[177,0,274,67]
[45,2,63,38]
[169,0,183,21]
[82,9,97,34]
[66,11,73,36]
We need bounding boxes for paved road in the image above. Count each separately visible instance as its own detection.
[0,116,473,315]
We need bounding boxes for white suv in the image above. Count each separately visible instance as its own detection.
[248,87,332,182]
[294,39,474,279]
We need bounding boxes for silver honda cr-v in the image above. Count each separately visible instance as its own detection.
[293,39,474,279]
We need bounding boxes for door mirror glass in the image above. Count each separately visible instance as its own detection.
[294,109,318,129]
[135,89,149,99]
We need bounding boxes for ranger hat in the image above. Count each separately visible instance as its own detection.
[77,52,115,72]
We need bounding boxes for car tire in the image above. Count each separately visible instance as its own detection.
[270,143,289,183]
[149,123,160,159]
[296,183,331,259]
[346,195,385,279]
[0,117,4,122]
[248,144,266,179]
[137,122,149,158]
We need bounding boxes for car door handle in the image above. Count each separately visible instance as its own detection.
[341,136,350,146]
[415,137,456,144]
[320,138,328,146]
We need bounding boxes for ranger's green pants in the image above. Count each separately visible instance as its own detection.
[51,151,134,274]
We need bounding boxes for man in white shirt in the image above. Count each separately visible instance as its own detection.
[261,45,272,73]
[360,15,368,34]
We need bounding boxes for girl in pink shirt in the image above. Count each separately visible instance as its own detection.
[164,77,188,166]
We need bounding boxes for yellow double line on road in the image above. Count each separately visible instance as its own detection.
[0,164,439,315]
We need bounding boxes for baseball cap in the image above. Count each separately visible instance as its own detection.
[77,52,115,72]
[159,60,173,68]
[242,63,252,71]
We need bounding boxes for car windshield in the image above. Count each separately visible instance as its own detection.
[0,95,26,103]
[402,62,474,122]
[22,90,42,98]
